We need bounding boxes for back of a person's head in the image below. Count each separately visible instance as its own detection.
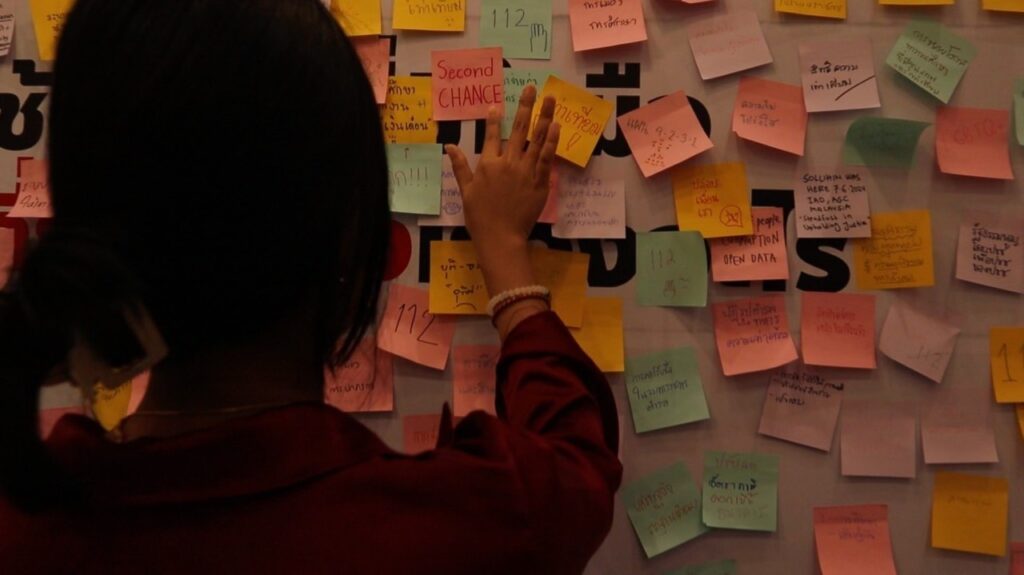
[0,0,390,510]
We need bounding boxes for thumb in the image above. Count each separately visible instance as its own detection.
[445,145,473,193]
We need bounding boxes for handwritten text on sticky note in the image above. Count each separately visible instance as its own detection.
[759,367,843,452]
[712,296,798,376]
[936,106,1014,180]
[618,91,713,178]
[843,117,929,168]
[674,162,753,239]
[703,451,779,532]
[710,207,789,282]
[552,173,625,239]
[732,77,807,156]
[393,0,465,32]
[801,292,877,369]
[991,327,1024,404]
[453,345,499,416]
[532,76,614,168]
[775,0,846,19]
[688,11,773,80]
[853,210,935,290]
[799,39,880,113]
[568,0,647,52]
[480,0,551,60]
[794,167,872,238]
[621,462,708,558]
[431,48,504,121]
[814,505,898,575]
[383,76,438,144]
[324,337,394,413]
[931,472,1009,557]
[635,231,708,308]
[377,284,456,371]
[885,20,975,104]
[626,347,710,433]
[879,300,959,383]
[956,211,1023,294]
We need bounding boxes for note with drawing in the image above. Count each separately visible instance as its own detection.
[429,240,489,315]
[618,91,713,178]
[635,231,708,308]
[673,162,754,239]
[531,76,614,168]
[480,0,551,60]
[710,207,789,283]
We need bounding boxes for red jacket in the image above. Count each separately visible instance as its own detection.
[1,311,622,574]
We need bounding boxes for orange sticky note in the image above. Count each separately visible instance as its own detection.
[28,0,72,61]
[330,0,382,36]
[569,298,625,373]
[377,283,456,370]
[531,76,614,168]
[936,106,1014,180]
[429,240,489,315]
[710,207,788,282]
[931,472,1009,557]
[393,0,465,31]
[673,162,754,239]
[618,91,713,178]
[990,327,1024,404]
[776,0,846,19]
[881,0,952,4]
[452,345,499,417]
[733,77,807,156]
[801,292,876,369]
[403,414,442,454]
[712,295,798,376]
[568,0,647,52]
[0,227,14,286]
[853,210,935,290]
[353,37,390,105]
[813,505,897,575]
[10,159,52,219]
[529,246,590,328]
[431,48,504,121]
[324,338,394,413]
[984,0,1024,11]
[382,76,438,144]
[688,10,773,80]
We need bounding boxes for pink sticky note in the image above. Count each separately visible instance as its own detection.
[814,505,898,575]
[325,337,394,413]
[955,210,1024,294]
[936,106,1014,180]
[552,172,626,239]
[688,10,773,80]
[733,76,807,156]
[431,48,504,121]
[878,300,959,383]
[377,283,456,370]
[568,0,647,52]
[710,206,789,282]
[921,399,998,465]
[798,39,881,113]
[1013,542,1024,575]
[801,292,876,369]
[452,345,499,417]
[9,159,53,219]
[0,227,15,286]
[618,91,713,178]
[126,372,150,416]
[712,295,799,376]
[353,36,390,105]
[841,401,916,478]
[758,367,843,451]
[39,406,85,439]
[403,413,442,454]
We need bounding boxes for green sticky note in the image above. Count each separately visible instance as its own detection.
[502,69,553,139]
[663,559,738,575]
[636,231,708,307]
[842,117,930,168]
[480,0,552,60]
[621,462,708,558]
[885,19,976,104]
[626,347,710,433]
[386,144,442,215]
[1014,79,1024,147]
[702,451,779,532]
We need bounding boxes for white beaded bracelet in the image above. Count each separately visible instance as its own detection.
[486,285,552,318]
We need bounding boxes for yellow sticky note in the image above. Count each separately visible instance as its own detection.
[531,76,614,168]
[853,210,935,290]
[530,247,590,328]
[673,162,754,239]
[393,0,465,32]
[1016,405,1024,440]
[29,0,73,61]
[990,327,1024,404]
[90,381,132,432]
[382,76,438,144]
[569,298,624,373]
[931,472,1009,557]
[330,0,382,36]
[775,0,846,19]
[983,0,1024,11]
[880,0,952,4]
[429,241,488,315]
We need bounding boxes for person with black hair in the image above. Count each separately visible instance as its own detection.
[0,1,621,573]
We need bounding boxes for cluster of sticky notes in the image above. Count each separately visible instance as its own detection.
[621,462,707,558]
[758,367,843,451]
[635,231,708,308]
[709,207,789,283]
[532,76,614,168]
[794,167,873,239]
[674,163,754,239]
[568,0,647,52]
[625,347,710,433]
[885,19,976,104]
[618,91,713,178]
[732,77,807,156]
[703,451,780,532]
[853,210,935,290]
[324,337,394,413]
[712,295,798,376]
[800,292,877,369]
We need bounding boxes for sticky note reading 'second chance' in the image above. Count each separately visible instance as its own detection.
[431,48,504,121]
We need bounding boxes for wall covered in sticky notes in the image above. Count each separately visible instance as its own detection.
[4,0,1022,573]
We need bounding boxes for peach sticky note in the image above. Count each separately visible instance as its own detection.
[393,0,465,31]
[29,0,72,61]
[712,295,798,376]
[353,37,389,105]
[552,173,625,239]
[853,210,935,290]
[879,300,959,383]
[991,327,1024,404]
[324,338,394,413]
[936,107,1014,180]
[732,77,807,156]
[382,76,438,144]
[403,413,442,453]
[531,76,614,168]
[841,401,916,478]
[618,91,713,178]
[673,162,753,239]
[688,11,773,81]
[710,207,788,282]
[801,292,876,369]
[569,298,625,373]
[529,246,590,328]
[9,159,52,219]
[931,472,1009,557]
[0,227,14,286]
[330,0,382,36]
[431,48,504,121]
[921,399,998,465]
[377,283,456,370]
[798,39,881,113]
[452,345,499,417]
[568,0,647,52]
[955,211,1024,294]
[813,505,897,575]
[794,167,873,239]
[758,367,843,451]
[776,0,846,19]
[429,240,488,315]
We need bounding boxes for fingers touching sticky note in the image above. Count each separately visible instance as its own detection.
[532,76,614,168]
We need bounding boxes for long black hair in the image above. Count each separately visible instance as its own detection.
[0,0,391,510]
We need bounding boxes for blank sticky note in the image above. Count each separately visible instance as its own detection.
[29,0,72,61]
[879,300,959,383]
[921,401,998,465]
[625,347,710,433]
[712,295,798,376]
[619,91,712,178]
[801,292,876,369]
[383,76,438,144]
[775,0,846,18]
[429,240,489,315]
[931,472,1009,557]
[529,246,590,328]
[936,107,1014,180]
[688,11,772,80]
[673,162,754,239]
[393,0,465,31]
[702,451,779,532]
[758,368,843,452]
[813,505,897,575]
[955,211,1024,294]
[330,0,382,36]
[885,20,975,104]
[798,39,880,113]
[843,117,930,168]
[841,401,916,478]
[569,298,625,373]
[531,76,614,168]
[452,345,499,417]
[710,207,789,282]
[990,327,1024,403]
[853,210,935,290]
[480,0,552,60]
[621,462,708,558]
[377,284,456,370]
[431,48,504,121]
[732,77,808,156]
[324,338,394,413]
[635,231,708,308]
[568,0,647,52]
